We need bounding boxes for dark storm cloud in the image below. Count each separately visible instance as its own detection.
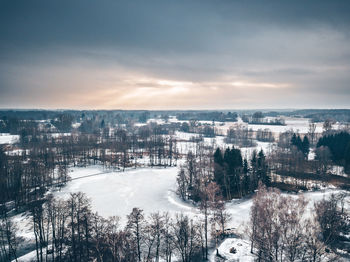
[1,0,350,54]
[0,0,350,109]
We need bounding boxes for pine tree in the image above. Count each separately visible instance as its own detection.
[345,142,350,174]
[291,133,297,146]
[257,150,270,186]
[213,148,225,190]
[243,159,250,195]
[214,148,224,166]
[296,135,303,150]
[251,150,258,190]
[302,136,310,158]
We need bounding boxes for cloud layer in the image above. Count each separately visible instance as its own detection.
[1,0,350,109]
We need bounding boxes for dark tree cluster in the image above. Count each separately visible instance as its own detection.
[51,114,74,133]
[317,131,350,174]
[0,117,39,135]
[214,147,269,199]
[244,111,285,126]
[291,133,310,158]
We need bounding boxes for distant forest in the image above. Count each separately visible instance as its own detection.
[1,108,350,124]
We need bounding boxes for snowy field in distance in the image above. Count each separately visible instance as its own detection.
[167,116,334,135]
[0,133,20,144]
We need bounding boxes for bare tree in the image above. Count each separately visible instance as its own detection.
[172,214,201,262]
[161,212,173,262]
[249,184,342,262]
[323,119,334,134]
[308,121,317,145]
[0,213,18,262]
[126,208,144,262]
[177,167,188,201]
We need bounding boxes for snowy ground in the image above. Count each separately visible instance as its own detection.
[168,116,335,135]
[0,133,19,144]
[209,238,255,262]
[53,166,201,225]
[53,166,258,231]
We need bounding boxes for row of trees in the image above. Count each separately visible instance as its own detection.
[1,192,230,262]
[225,126,256,147]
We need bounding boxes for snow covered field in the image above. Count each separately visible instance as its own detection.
[169,116,334,135]
[244,117,325,134]
[0,133,19,144]
[53,166,254,230]
[53,166,201,225]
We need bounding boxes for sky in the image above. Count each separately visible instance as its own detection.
[0,0,350,110]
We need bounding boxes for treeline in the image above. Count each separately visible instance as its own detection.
[266,109,350,122]
[225,126,275,147]
[249,184,350,261]
[177,111,237,122]
[1,192,230,262]
[0,118,39,135]
[241,111,285,126]
[0,110,157,134]
[225,126,256,147]
[179,122,216,137]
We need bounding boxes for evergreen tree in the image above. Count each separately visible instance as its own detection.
[251,150,258,190]
[291,133,297,146]
[345,142,350,174]
[213,148,225,189]
[257,150,270,186]
[213,147,244,199]
[302,136,310,157]
[296,135,303,150]
[243,159,250,194]
[317,131,350,174]
[243,158,249,174]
